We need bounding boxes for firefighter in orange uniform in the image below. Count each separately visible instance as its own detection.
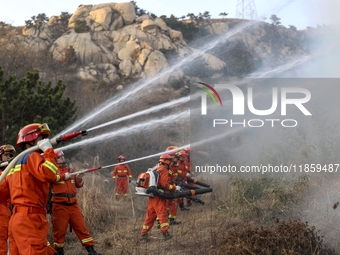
[112,155,132,200]
[184,147,192,177]
[176,150,190,211]
[183,148,193,206]
[51,150,101,255]
[141,154,180,240]
[0,144,16,255]
[167,153,181,225]
[2,123,69,255]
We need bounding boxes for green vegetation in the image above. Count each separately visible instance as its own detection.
[161,14,209,42]
[131,1,157,18]
[74,20,90,33]
[0,67,77,144]
[25,13,49,28]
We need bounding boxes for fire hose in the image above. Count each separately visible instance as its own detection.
[187,177,210,188]
[175,181,209,204]
[145,186,213,200]
[0,130,88,183]
[68,166,212,204]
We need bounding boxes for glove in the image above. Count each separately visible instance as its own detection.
[60,172,70,181]
[37,139,53,152]
[186,173,191,177]
[175,186,181,191]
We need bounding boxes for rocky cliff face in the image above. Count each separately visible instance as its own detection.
[13,2,306,85]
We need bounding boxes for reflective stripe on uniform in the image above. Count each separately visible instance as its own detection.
[160,222,169,228]
[8,165,21,176]
[81,237,93,244]
[142,225,149,230]
[43,160,58,174]
[54,242,64,248]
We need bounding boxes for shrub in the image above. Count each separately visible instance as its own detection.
[74,20,90,33]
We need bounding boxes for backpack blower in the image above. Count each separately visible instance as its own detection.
[135,167,213,199]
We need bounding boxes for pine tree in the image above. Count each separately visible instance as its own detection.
[0,67,77,144]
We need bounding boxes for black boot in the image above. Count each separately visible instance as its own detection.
[180,203,190,211]
[162,230,172,240]
[187,200,192,207]
[156,219,160,229]
[141,233,149,241]
[169,218,181,225]
[54,248,64,255]
[85,246,102,255]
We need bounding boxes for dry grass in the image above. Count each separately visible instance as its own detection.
[47,172,339,255]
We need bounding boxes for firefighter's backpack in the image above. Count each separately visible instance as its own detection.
[135,166,159,197]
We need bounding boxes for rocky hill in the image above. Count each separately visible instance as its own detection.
[2,2,307,86]
[1,1,337,171]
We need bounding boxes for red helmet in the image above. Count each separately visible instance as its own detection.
[16,123,51,148]
[55,150,66,165]
[165,145,178,157]
[0,144,16,157]
[159,154,172,165]
[118,155,125,161]
[55,150,64,158]
[176,150,186,157]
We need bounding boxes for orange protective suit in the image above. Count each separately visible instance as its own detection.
[176,160,189,208]
[184,157,193,205]
[166,162,178,221]
[4,148,60,255]
[141,164,176,234]
[0,169,10,255]
[51,164,94,250]
[112,163,132,199]
[176,160,188,182]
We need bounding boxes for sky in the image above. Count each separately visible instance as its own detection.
[0,0,339,30]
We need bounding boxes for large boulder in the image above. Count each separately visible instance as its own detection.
[143,51,168,79]
[89,7,114,30]
[141,19,157,35]
[22,22,51,40]
[117,40,141,61]
[50,30,117,64]
[113,2,136,25]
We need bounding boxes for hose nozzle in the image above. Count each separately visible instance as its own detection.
[52,130,88,145]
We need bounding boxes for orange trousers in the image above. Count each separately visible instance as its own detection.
[142,197,169,234]
[9,207,54,255]
[166,199,177,219]
[0,204,10,255]
[115,178,128,199]
[52,203,94,249]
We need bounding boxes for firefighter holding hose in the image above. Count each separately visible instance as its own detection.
[0,123,69,255]
[112,155,132,200]
[0,144,16,255]
[176,150,191,211]
[51,150,101,255]
[141,154,180,240]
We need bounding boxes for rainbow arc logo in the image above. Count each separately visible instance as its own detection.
[197,82,223,115]
[197,82,223,106]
